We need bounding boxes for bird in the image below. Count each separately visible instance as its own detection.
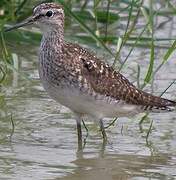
[5,2,176,144]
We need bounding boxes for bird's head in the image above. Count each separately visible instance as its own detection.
[5,3,64,32]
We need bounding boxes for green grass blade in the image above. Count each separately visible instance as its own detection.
[142,38,155,88]
[119,21,148,71]
[160,79,176,97]
[105,0,111,41]
[146,120,153,144]
[153,40,176,76]
[112,0,137,67]
[73,10,119,23]
[0,65,6,83]
[141,7,152,33]
[163,40,176,63]
[141,0,154,88]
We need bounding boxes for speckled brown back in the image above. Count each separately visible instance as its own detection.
[79,53,176,110]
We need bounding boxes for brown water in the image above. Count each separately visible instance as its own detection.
[1,14,176,180]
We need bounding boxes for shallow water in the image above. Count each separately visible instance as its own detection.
[1,13,176,180]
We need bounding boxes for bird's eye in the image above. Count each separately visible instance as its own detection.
[46,10,53,17]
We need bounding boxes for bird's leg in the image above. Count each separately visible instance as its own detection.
[82,119,89,147]
[99,119,107,141]
[76,118,82,145]
[82,119,89,136]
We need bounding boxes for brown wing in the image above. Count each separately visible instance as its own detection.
[80,57,176,110]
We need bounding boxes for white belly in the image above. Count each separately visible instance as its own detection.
[41,79,142,120]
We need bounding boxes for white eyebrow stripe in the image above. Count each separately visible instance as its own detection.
[56,8,64,13]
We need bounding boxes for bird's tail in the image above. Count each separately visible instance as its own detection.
[140,91,176,112]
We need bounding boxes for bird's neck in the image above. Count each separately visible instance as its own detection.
[42,26,64,48]
[40,27,65,64]
[39,27,65,80]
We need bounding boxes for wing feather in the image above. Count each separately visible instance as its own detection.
[80,57,176,110]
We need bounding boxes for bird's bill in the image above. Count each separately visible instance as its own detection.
[5,16,35,32]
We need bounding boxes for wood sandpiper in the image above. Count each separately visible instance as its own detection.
[5,3,176,144]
